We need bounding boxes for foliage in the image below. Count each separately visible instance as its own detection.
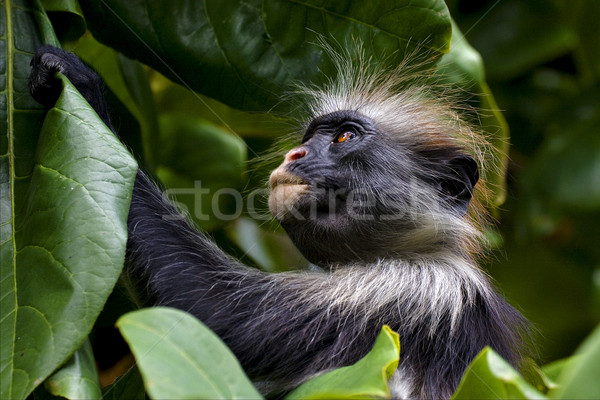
[116,307,261,399]
[451,348,545,399]
[547,324,600,399]
[0,18,137,396]
[42,339,102,399]
[0,0,598,399]
[286,325,400,399]
[447,0,600,363]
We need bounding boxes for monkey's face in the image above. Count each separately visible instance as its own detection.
[268,109,480,265]
[269,110,425,264]
[270,110,374,217]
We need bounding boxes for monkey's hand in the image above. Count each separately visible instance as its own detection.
[29,46,111,127]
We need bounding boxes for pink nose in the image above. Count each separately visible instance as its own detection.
[285,147,307,162]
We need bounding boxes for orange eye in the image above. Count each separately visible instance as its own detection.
[334,131,354,143]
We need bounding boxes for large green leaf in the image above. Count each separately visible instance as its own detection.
[78,0,452,112]
[151,71,283,140]
[286,325,400,399]
[0,8,138,393]
[2,2,44,398]
[549,324,600,399]
[117,307,262,400]
[451,347,546,399]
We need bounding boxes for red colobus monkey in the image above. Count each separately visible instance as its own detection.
[30,45,528,399]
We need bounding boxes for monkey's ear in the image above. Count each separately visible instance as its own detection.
[439,155,479,217]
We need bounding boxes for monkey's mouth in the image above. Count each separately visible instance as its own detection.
[269,168,309,189]
[268,168,353,222]
[268,169,311,219]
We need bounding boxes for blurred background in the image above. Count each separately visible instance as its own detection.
[447,0,600,363]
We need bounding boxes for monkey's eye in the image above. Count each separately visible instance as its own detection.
[333,131,354,143]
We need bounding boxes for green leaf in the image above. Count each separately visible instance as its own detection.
[541,356,580,385]
[286,325,400,399]
[78,0,452,112]
[43,339,101,399]
[549,324,600,399]
[41,0,86,43]
[0,32,137,395]
[116,307,262,400]
[2,4,43,398]
[451,347,546,399]
[29,0,60,47]
[73,34,160,166]
[151,72,283,140]
[519,357,557,395]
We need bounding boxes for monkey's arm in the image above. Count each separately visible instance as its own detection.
[126,176,378,384]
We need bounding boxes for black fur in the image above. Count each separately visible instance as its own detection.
[30,45,113,131]
[30,46,529,399]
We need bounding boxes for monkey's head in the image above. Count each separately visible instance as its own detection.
[269,66,485,265]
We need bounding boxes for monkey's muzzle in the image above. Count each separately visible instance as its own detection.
[268,167,310,220]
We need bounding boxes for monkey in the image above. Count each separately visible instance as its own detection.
[29,45,529,399]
